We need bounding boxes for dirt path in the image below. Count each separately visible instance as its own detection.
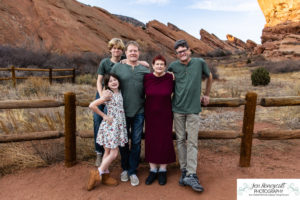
[1,139,300,200]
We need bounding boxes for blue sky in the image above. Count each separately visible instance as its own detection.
[77,0,266,44]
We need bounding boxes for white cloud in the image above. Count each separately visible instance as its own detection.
[133,0,170,5]
[188,0,260,12]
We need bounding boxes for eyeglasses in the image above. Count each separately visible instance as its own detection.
[176,49,188,55]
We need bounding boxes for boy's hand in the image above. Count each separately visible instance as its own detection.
[167,71,175,80]
[201,95,210,106]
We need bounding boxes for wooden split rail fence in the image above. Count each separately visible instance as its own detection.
[0,66,76,87]
[0,92,300,168]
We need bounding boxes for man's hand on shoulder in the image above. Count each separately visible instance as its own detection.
[138,60,150,68]
[167,71,175,80]
[101,90,113,100]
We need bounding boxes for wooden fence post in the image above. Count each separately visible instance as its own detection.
[64,92,76,167]
[72,68,76,84]
[240,92,257,167]
[11,65,16,87]
[49,68,52,84]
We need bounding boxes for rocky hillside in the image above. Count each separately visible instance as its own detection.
[257,0,300,60]
[0,0,250,60]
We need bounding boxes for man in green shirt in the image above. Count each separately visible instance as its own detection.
[111,41,150,186]
[168,39,213,192]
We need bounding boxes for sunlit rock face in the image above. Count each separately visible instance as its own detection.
[258,0,300,27]
[257,0,300,60]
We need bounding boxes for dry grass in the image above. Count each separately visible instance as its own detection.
[201,55,300,131]
[0,56,300,176]
[0,143,47,176]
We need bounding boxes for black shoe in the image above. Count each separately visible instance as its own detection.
[145,172,157,185]
[183,174,204,192]
[158,171,167,185]
[179,169,187,186]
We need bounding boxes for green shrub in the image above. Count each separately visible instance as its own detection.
[251,67,270,86]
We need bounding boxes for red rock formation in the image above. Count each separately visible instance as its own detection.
[226,34,247,50]
[167,23,180,31]
[0,0,255,60]
[146,20,215,56]
[246,40,257,51]
[199,29,239,54]
[0,0,228,59]
[258,0,300,27]
[258,0,300,60]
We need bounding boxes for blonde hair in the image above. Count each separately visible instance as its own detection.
[108,38,125,50]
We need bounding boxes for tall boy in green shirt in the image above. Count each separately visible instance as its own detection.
[168,39,213,193]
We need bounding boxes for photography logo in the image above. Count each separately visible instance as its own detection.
[237,179,300,200]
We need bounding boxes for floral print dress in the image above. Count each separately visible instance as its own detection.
[96,92,128,149]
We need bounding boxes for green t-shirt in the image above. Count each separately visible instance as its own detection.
[97,58,115,75]
[111,63,150,117]
[168,57,210,114]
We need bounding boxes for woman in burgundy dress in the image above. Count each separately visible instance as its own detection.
[144,55,176,185]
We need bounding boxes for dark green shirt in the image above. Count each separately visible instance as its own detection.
[111,63,150,117]
[97,58,115,75]
[168,57,210,114]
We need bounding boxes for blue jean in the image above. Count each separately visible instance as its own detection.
[119,113,144,176]
[93,92,105,155]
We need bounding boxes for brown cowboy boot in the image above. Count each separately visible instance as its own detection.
[87,169,102,191]
[102,173,118,186]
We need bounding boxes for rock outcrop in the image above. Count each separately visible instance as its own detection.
[246,40,257,51]
[0,0,251,59]
[226,34,248,50]
[146,20,215,56]
[258,0,300,60]
[258,0,300,27]
[200,29,239,55]
[167,23,181,32]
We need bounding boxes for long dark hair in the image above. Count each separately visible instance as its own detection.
[103,73,121,91]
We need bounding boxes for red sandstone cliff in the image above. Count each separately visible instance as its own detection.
[257,0,300,60]
[0,0,251,59]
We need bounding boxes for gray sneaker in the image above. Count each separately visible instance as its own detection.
[179,169,187,186]
[183,174,204,192]
[129,174,139,186]
[120,170,129,182]
[95,153,102,167]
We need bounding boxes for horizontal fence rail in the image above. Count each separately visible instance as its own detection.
[0,99,64,109]
[0,94,299,168]
[260,96,300,107]
[0,66,76,86]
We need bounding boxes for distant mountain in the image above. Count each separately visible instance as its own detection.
[113,14,146,28]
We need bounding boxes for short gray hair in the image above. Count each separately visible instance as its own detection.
[125,41,139,51]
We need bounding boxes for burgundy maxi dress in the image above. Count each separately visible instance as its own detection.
[144,73,176,164]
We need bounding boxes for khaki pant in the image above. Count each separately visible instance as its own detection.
[173,112,200,175]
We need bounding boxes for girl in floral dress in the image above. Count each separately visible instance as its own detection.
[87,74,128,191]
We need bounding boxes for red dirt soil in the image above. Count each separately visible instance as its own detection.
[1,139,300,200]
